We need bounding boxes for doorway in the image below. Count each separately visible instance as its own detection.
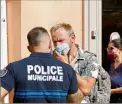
[84,0,102,64]
[102,0,122,71]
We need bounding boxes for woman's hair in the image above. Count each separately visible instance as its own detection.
[111,39,122,49]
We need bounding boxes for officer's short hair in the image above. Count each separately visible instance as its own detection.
[27,27,49,46]
[50,23,74,36]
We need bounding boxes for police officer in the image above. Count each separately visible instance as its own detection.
[0,27,83,103]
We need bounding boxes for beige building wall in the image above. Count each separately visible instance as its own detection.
[21,1,83,58]
[6,0,21,102]
[7,0,21,62]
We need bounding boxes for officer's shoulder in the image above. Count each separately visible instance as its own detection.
[10,56,30,65]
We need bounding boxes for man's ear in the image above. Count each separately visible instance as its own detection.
[49,40,52,49]
[70,34,76,43]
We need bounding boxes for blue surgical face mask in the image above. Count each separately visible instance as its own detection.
[55,43,70,54]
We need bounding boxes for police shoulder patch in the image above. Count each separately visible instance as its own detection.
[0,67,8,77]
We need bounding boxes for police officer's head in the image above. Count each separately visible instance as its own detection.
[27,27,52,53]
[50,23,76,55]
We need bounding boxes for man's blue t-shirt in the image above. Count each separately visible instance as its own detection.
[1,53,78,103]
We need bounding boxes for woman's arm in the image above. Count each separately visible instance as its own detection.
[111,87,122,94]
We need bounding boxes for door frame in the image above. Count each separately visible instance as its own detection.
[84,0,102,64]
[1,0,9,103]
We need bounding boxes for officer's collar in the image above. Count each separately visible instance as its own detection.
[30,52,52,58]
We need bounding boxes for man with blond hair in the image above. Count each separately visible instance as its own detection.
[50,23,111,103]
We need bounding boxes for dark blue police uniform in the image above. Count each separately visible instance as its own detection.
[1,53,78,103]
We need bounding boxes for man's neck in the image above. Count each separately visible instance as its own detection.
[32,49,50,53]
[69,44,78,58]
[68,44,78,66]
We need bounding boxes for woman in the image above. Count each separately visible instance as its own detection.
[107,39,122,103]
